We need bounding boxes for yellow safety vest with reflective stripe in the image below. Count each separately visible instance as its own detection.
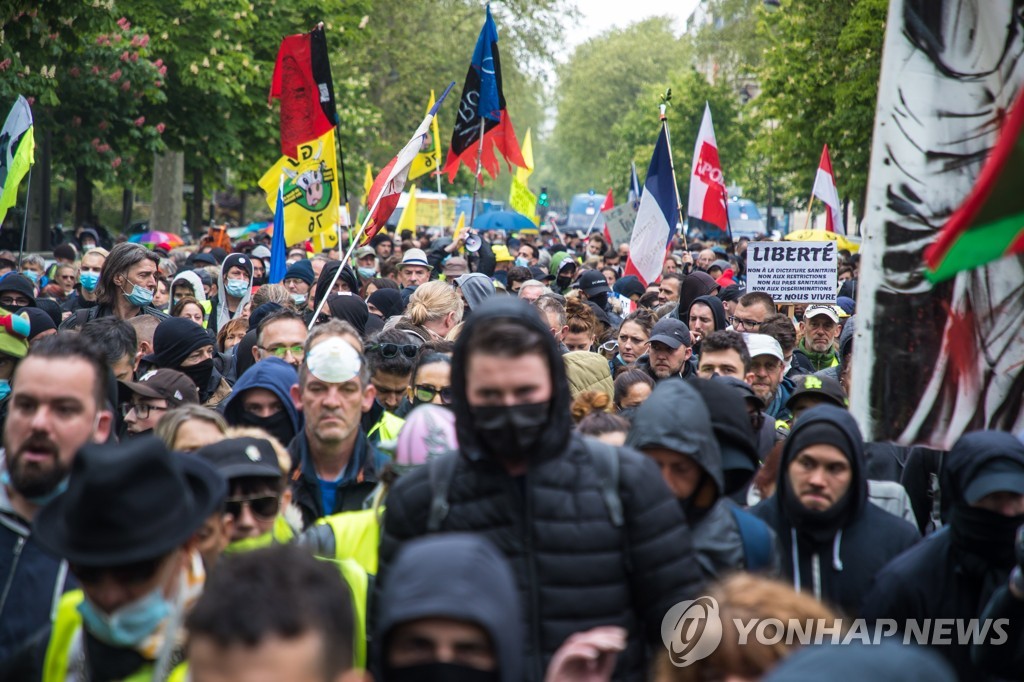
[367,411,404,445]
[222,515,295,555]
[43,590,188,682]
[315,507,382,575]
[319,557,369,670]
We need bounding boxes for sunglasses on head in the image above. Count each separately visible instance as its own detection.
[71,556,166,586]
[413,384,453,405]
[369,343,419,359]
[225,494,280,520]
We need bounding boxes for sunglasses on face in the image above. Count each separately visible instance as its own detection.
[413,384,452,405]
[71,556,165,586]
[225,495,280,520]
[369,343,419,359]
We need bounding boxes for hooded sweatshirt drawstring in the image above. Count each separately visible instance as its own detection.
[791,528,802,592]
[791,527,844,599]
[833,529,845,571]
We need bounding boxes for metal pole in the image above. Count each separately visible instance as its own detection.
[468,118,486,228]
[17,168,33,266]
[658,105,688,251]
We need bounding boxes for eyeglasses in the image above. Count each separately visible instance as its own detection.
[729,316,763,330]
[413,384,453,404]
[368,343,419,359]
[71,556,165,586]
[0,297,30,307]
[261,345,305,359]
[123,402,168,419]
[225,494,280,520]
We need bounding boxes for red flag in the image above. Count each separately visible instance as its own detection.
[269,26,338,159]
[687,103,729,239]
[811,144,845,234]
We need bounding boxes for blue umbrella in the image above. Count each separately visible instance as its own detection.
[473,210,536,232]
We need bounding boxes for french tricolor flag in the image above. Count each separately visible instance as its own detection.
[623,127,677,287]
[812,144,845,235]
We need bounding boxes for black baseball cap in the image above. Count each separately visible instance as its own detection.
[576,270,611,296]
[785,374,848,411]
[194,437,283,481]
[119,368,200,406]
[649,318,692,349]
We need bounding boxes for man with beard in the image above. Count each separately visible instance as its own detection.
[636,318,696,382]
[379,297,702,681]
[862,431,1024,679]
[745,333,794,421]
[752,405,918,616]
[797,305,841,372]
[0,335,113,661]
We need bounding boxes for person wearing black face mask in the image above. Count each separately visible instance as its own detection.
[863,431,1024,680]
[144,317,232,408]
[379,297,703,682]
[218,357,302,448]
[376,534,519,682]
[751,405,919,616]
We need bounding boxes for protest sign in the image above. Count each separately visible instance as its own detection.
[746,241,837,303]
[602,203,638,247]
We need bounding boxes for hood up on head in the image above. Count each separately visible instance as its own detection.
[626,378,723,499]
[450,296,572,464]
[455,273,496,312]
[676,271,719,319]
[375,533,522,681]
[687,294,727,332]
[170,270,208,308]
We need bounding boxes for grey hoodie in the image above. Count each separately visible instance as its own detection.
[454,273,495,312]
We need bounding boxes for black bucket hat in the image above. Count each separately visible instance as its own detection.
[33,436,225,566]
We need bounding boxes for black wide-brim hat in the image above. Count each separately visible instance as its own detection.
[34,436,226,567]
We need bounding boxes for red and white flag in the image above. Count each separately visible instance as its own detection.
[687,103,729,237]
[600,188,614,244]
[362,83,455,244]
[812,144,845,235]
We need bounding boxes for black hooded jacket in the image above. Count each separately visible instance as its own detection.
[375,534,522,681]
[627,378,778,580]
[752,405,918,615]
[378,297,703,681]
[861,431,1024,680]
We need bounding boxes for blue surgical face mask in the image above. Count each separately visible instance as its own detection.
[79,272,99,292]
[515,257,529,268]
[0,379,10,402]
[357,267,377,279]
[291,293,307,306]
[224,278,250,299]
[22,270,39,284]
[78,583,172,648]
[123,283,154,307]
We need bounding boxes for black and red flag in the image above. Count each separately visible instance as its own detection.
[269,24,338,159]
[443,5,526,182]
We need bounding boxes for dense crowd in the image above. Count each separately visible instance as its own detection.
[0,222,1020,681]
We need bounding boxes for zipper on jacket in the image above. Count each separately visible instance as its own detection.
[524,474,544,681]
[0,535,26,620]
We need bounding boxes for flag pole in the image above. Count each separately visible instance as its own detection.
[659,103,688,251]
[468,118,486,228]
[17,168,32,266]
[802,194,816,232]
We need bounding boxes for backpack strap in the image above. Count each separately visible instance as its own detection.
[585,438,623,527]
[730,505,773,572]
[426,452,458,533]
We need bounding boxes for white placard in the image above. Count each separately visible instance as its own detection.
[601,203,638,247]
[746,241,838,303]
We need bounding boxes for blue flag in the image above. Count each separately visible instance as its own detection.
[472,6,501,122]
[268,183,287,284]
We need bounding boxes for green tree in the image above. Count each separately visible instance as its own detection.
[753,0,887,222]
[545,18,694,200]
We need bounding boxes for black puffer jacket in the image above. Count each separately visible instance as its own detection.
[378,297,703,682]
[752,405,919,616]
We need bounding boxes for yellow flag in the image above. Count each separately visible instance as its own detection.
[509,176,537,224]
[362,163,373,204]
[451,212,466,243]
[516,128,534,182]
[259,128,340,248]
[396,185,417,235]
[409,90,442,180]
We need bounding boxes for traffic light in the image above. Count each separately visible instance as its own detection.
[538,187,549,207]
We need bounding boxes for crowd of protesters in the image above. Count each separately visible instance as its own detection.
[0,220,1020,681]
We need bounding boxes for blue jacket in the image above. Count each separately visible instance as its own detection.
[0,467,76,662]
[219,357,303,438]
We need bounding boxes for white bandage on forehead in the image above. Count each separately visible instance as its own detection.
[306,337,362,384]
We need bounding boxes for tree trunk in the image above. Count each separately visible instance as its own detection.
[121,187,134,231]
[238,188,247,226]
[26,128,51,252]
[150,151,184,233]
[74,164,93,229]
[191,165,204,231]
